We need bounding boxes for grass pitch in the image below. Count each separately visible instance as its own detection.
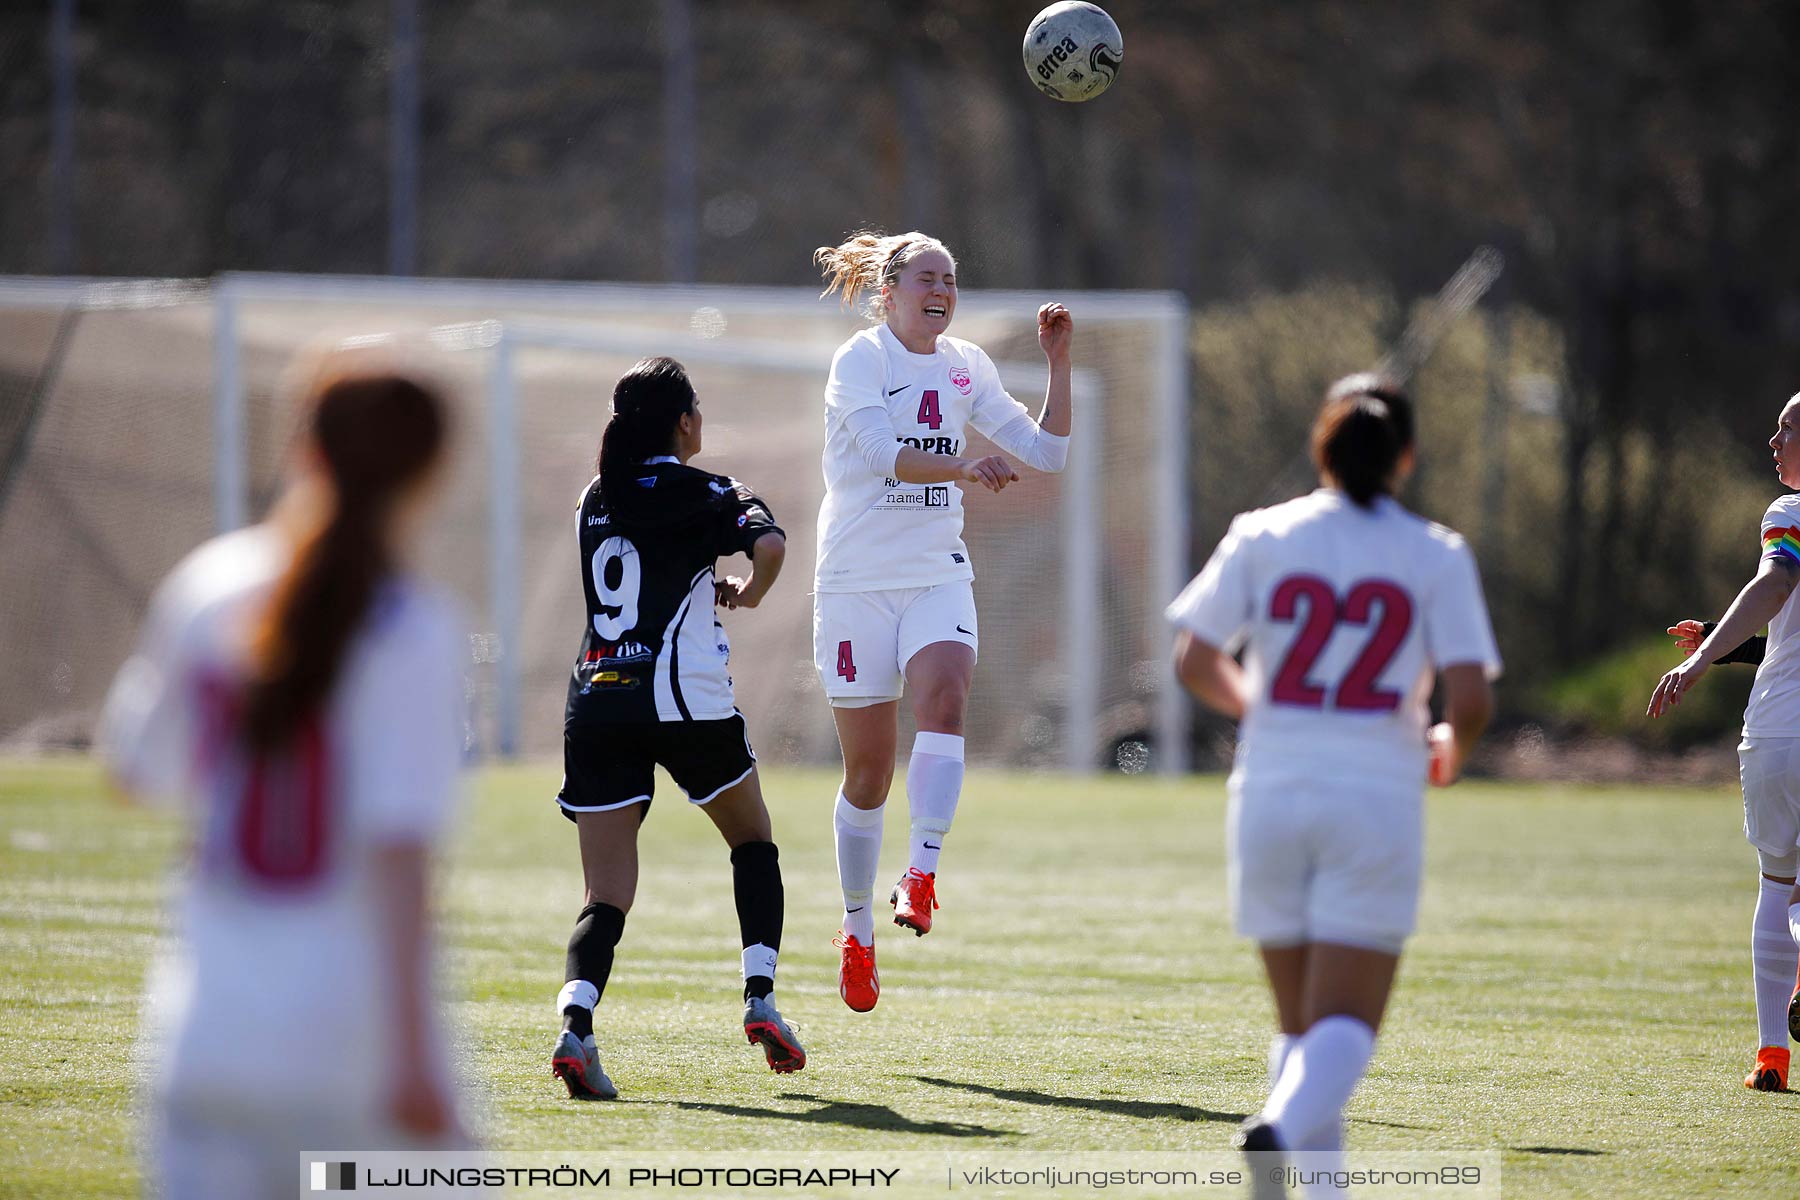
[1,758,1793,1197]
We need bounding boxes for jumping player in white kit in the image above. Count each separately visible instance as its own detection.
[1652,389,1800,1093]
[1167,375,1497,1194]
[811,229,1073,1011]
[98,358,466,1199]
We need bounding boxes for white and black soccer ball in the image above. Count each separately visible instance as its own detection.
[1023,2,1123,102]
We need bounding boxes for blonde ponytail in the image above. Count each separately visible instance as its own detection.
[813,229,954,321]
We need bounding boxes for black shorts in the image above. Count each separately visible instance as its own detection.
[556,710,756,822]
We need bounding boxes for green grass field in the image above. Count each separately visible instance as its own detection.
[1,759,1793,1198]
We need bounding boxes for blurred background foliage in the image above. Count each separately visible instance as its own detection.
[3,0,1797,755]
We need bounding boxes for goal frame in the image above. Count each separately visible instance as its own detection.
[205,272,1190,773]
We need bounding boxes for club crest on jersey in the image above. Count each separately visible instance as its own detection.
[949,367,973,395]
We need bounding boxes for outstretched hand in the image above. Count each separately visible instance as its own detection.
[1648,653,1711,719]
[1038,302,1073,364]
[1666,619,1705,654]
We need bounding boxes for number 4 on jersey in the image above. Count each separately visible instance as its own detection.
[836,640,858,683]
[916,390,942,431]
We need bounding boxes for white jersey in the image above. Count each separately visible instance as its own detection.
[98,526,466,1113]
[1744,494,1800,737]
[1167,489,1501,787]
[815,323,1043,593]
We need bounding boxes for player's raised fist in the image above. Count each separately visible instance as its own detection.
[1037,302,1073,363]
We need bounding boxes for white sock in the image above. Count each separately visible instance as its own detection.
[1788,898,1800,950]
[556,979,598,1015]
[742,943,778,987]
[1294,1117,1347,1200]
[906,732,964,876]
[1752,878,1798,1047]
[1262,1015,1376,1150]
[835,792,884,944]
[1267,1034,1296,1088]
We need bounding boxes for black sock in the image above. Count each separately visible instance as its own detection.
[562,901,626,1038]
[731,841,783,1001]
[562,1005,593,1039]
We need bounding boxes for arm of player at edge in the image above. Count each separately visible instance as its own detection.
[1665,618,1765,665]
[716,531,785,610]
[1649,555,1800,718]
[373,839,457,1139]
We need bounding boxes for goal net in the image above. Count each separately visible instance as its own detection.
[0,274,1188,773]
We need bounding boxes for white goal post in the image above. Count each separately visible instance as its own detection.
[205,273,1191,773]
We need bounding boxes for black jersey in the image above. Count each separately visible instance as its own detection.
[569,458,781,723]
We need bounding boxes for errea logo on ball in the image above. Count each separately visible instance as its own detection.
[310,1160,356,1190]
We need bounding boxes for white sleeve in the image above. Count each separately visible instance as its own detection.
[968,350,1067,473]
[1425,541,1503,680]
[1165,515,1255,652]
[96,578,194,805]
[842,404,902,478]
[343,593,468,844]
[824,336,888,424]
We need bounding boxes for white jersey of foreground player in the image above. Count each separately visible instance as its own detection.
[815,323,1068,593]
[99,525,466,1127]
[1168,488,1502,786]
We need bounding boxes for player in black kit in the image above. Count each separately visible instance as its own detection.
[549,357,802,1099]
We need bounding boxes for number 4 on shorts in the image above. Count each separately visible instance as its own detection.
[836,640,857,683]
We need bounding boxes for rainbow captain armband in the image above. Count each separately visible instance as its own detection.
[1762,525,1800,566]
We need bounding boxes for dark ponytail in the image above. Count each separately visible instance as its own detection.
[596,356,695,514]
[242,367,448,754]
[1310,373,1414,508]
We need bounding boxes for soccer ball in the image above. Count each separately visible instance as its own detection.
[1023,2,1123,102]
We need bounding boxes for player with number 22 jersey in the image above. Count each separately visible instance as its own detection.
[1168,375,1498,1173]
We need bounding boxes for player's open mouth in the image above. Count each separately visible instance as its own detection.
[923,306,947,317]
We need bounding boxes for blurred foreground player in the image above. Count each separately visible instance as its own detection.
[1652,390,1800,1092]
[550,357,801,1099]
[1168,376,1498,1193]
[99,357,467,1197]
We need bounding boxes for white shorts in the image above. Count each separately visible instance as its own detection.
[813,582,978,706]
[1739,737,1800,872]
[1228,769,1423,955]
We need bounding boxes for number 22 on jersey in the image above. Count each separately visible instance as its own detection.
[1267,575,1414,712]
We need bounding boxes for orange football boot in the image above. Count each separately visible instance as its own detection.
[1745,1046,1789,1092]
[834,931,879,1012]
[891,868,939,936]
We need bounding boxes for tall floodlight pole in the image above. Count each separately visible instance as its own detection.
[388,0,420,276]
[660,0,698,282]
[48,0,76,273]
